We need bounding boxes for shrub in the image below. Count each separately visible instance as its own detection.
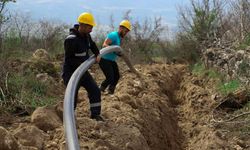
[1,72,57,113]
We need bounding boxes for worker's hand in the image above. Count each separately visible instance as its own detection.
[96,54,101,63]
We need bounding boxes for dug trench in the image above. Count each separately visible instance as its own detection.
[1,63,249,149]
[48,63,187,150]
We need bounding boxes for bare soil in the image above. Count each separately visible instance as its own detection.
[0,62,249,150]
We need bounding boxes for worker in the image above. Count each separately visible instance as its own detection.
[99,20,131,94]
[62,12,104,121]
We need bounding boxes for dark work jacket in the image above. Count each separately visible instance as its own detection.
[62,25,99,78]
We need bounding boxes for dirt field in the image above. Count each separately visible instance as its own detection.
[0,62,249,150]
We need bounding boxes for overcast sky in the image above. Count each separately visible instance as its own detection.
[7,0,190,31]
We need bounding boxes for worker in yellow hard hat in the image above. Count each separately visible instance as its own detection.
[99,20,131,94]
[62,12,104,121]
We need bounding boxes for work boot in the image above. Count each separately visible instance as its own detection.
[99,85,106,92]
[108,89,114,95]
[91,115,105,122]
[108,86,115,95]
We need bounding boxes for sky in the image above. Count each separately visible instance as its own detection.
[7,0,190,31]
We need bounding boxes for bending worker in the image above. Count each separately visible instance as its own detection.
[62,12,104,121]
[99,20,131,94]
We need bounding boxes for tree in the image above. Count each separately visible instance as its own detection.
[0,0,15,52]
[176,0,228,63]
[34,20,68,52]
[179,0,227,46]
[120,10,168,63]
[10,12,34,48]
[229,0,250,42]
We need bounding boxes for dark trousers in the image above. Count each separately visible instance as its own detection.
[99,58,120,93]
[62,71,101,116]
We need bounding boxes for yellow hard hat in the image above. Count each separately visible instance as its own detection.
[119,20,131,31]
[77,12,96,26]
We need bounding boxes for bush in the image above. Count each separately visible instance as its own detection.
[173,33,200,64]
[1,72,57,113]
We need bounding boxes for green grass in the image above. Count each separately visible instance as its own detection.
[191,62,206,75]
[0,49,32,60]
[218,80,240,95]
[237,33,250,50]
[237,44,248,50]
[2,72,57,112]
[206,69,221,78]
[191,62,221,78]
[25,93,56,109]
[25,76,47,96]
[191,62,242,95]
[0,46,61,114]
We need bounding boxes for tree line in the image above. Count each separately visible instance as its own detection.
[0,0,250,63]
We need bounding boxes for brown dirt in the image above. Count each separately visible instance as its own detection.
[175,73,250,150]
[0,62,250,150]
[44,63,186,150]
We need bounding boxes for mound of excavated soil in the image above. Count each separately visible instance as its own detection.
[176,73,250,150]
[45,63,186,150]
